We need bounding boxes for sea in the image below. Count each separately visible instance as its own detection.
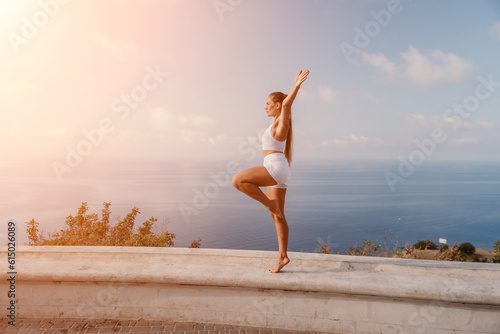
[1,158,499,253]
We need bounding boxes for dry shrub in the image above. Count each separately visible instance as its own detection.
[343,230,396,257]
[393,242,427,259]
[434,242,467,262]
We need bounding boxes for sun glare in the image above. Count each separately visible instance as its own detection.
[0,1,36,29]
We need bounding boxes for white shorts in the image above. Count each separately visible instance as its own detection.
[263,153,290,189]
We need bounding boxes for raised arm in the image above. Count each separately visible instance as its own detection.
[282,69,309,113]
[276,69,309,135]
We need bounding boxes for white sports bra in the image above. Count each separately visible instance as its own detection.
[262,122,286,152]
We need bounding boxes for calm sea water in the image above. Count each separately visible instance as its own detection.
[1,159,499,253]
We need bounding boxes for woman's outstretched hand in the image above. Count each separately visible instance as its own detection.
[295,69,309,87]
[282,69,310,111]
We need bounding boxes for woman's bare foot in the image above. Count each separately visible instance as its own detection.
[267,199,283,219]
[269,256,290,273]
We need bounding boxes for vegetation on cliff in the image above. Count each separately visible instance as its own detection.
[26,202,201,248]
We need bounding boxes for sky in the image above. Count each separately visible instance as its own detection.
[1,0,500,178]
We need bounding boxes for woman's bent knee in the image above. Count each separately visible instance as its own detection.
[270,212,286,222]
[232,174,242,189]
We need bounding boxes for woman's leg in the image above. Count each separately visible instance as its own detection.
[232,166,283,218]
[267,186,290,273]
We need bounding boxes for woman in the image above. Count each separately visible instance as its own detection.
[232,69,309,273]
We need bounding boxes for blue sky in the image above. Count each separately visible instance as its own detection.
[1,0,500,175]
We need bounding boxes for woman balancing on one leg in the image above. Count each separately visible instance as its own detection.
[232,69,309,273]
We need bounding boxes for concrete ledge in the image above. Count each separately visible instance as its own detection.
[1,246,500,333]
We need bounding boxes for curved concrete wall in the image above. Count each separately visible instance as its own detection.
[1,246,500,333]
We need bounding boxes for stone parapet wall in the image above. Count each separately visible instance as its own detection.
[1,246,499,333]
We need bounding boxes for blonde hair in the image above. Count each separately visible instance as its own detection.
[269,92,293,165]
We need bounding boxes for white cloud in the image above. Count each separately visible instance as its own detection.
[150,107,173,128]
[407,114,448,128]
[452,137,479,145]
[149,107,220,145]
[489,21,500,38]
[320,134,385,147]
[361,46,476,84]
[361,52,397,75]
[298,86,338,104]
[200,134,229,146]
[90,32,139,59]
[177,114,217,128]
[296,88,312,101]
[355,90,385,104]
[318,86,337,104]
[150,108,217,130]
[408,114,496,130]
[460,120,496,130]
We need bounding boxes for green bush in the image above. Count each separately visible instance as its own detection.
[492,241,500,263]
[414,240,437,250]
[458,242,475,255]
[436,242,467,262]
[439,244,449,253]
[344,240,383,257]
[451,249,467,262]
